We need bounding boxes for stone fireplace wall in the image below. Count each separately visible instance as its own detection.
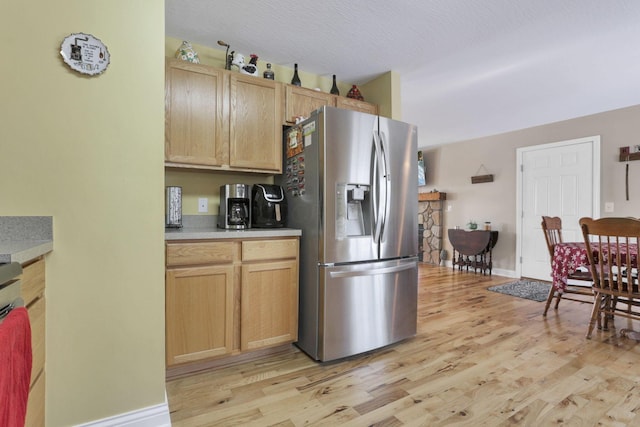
[418,193,445,265]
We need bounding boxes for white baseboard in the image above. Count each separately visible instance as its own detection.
[438,260,516,279]
[491,267,517,278]
[75,395,171,427]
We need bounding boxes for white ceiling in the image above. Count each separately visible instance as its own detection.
[166,0,640,147]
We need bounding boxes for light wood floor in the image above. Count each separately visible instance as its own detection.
[166,264,640,426]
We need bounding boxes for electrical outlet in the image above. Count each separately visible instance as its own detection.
[198,198,208,213]
[604,202,614,213]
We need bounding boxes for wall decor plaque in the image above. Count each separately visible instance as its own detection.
[60,33,110,76]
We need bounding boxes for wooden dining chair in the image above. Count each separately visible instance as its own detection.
[541,216,593,316]
[579,217,640,339]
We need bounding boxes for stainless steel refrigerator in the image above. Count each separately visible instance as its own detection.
[278,106,419,362]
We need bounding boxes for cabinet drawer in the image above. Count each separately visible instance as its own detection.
[242,239,298,261]
[21,258,45,307]
[166,241,235,267]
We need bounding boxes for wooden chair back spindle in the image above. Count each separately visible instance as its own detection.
[541,216,563,258]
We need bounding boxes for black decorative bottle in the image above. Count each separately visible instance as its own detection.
[263,63,274,80]
[291,63,301,86]
[330,74,339,95]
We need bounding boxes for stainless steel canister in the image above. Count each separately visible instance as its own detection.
[166,186,182,228]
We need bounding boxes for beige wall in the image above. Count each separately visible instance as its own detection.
[0,2,166,426]
[421,104,640,273]
[362,71,402,120]
[166,169,274,216]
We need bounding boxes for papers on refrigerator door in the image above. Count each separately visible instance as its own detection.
[303,122,315,147]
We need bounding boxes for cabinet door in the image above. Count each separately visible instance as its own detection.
[22,258,45,427]
[24,372,44,427]
[336,96,378,115]
[166,265,234,366]
[165,60,229,166]
[285,85,336,124]
[229,74,283,173]
[240,260,298,351]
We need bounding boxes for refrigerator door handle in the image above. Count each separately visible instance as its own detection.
[378,131,391,242]
[372,131,385,244]
[328,261,416,278]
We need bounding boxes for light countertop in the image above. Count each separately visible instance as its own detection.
[164,215,301,240]
[0,216,53,263]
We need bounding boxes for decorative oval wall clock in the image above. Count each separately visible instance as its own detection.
[60,33,110,76]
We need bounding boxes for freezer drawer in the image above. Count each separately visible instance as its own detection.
[319,258,418,361]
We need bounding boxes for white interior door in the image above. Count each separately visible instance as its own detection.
[517,136,600,280]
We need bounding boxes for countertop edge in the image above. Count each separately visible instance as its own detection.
[165,228,302,240]
[0,240,53,264]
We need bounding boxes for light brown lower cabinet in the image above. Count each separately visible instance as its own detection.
[165,265,234,365]
[25,372,44,427]
[22,257,46,427]
[165,237,299,371]
[241,260,298,351]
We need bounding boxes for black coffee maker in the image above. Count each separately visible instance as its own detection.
[252,184,287,228]
[218,184,251,229]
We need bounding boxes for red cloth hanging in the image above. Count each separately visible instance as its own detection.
[0,307,32,427]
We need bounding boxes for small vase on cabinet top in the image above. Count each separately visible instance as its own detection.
[175,41,200,64]
[346,85,364,101]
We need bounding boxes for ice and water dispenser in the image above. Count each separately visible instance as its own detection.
[335,183,371,239]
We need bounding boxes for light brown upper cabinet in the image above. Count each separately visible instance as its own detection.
[229,73,283,173]
[165,60,228,167]
[335,96,378,115]
[166,58,378,172]
[285,85,336,124]
[165,59,283,174]
[284,84,378,125]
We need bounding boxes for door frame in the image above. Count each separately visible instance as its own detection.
[515,135,601,279]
